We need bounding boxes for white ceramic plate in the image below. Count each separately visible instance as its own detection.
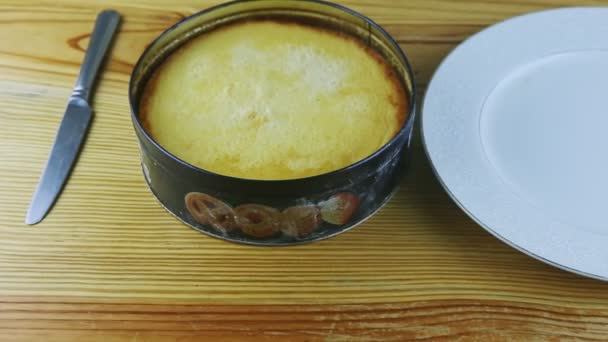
[422,7,608,280]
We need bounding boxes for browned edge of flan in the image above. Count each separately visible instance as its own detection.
[138,16,409,154]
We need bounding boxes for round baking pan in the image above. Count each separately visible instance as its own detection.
[129,0,416,245]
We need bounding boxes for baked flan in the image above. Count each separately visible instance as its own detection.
[140,20,408,180]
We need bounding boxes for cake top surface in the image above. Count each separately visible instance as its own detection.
[140,19,408,180]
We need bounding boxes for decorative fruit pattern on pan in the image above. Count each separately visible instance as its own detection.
[234,204,282,239]
[319,192,361,225]
[282,205,322,238]
[184,191,360,239]
[184,192,239,234]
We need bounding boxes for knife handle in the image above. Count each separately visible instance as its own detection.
[72,10,121,101]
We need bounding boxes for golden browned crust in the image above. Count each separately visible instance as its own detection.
[364,44,409,137]
[138,18,409,142]
[138,72,156,136]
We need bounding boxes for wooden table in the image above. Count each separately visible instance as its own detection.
[2,0,608,340]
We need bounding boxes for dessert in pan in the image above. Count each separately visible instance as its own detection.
[140,20,407,181]
[129,0,416,245]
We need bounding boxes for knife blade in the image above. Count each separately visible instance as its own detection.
[26,10,120,225]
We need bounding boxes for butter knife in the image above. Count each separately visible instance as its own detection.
[25,10,121,225]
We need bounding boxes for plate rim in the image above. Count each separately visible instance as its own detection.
[420,6,608,281]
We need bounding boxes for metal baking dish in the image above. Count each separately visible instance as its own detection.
[129,0,416,245]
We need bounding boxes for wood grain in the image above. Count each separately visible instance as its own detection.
[2,0,608,340]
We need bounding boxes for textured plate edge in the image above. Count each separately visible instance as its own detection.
[420,7,608,282]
